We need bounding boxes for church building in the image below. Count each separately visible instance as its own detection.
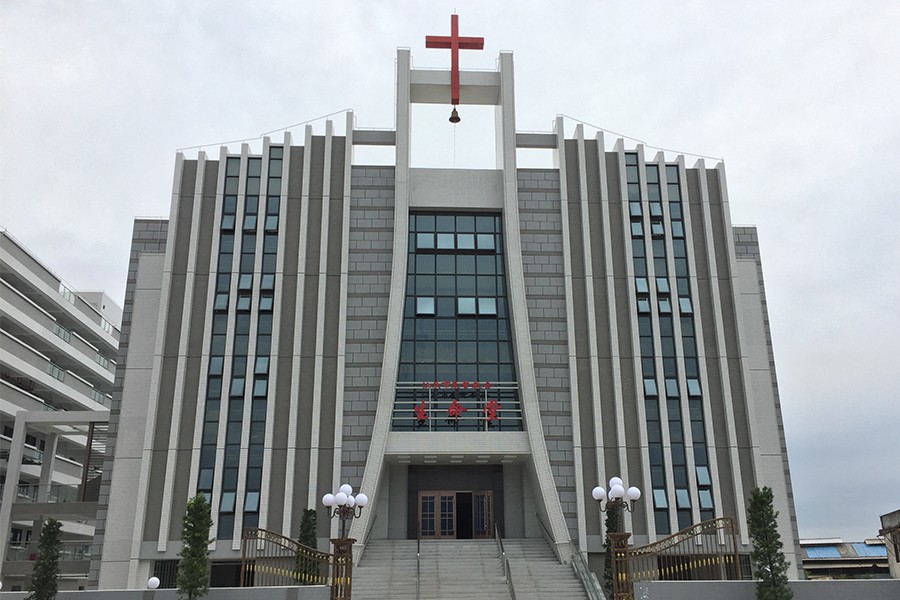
[93,17,800,588]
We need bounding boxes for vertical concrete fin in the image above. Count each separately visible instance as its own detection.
[351,48,411,547]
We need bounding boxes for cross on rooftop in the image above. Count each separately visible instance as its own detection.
[425,14,485,106]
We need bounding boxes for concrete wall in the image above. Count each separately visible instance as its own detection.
[93,219,168,589]
[638,579,900,600]
[0,587,329,600]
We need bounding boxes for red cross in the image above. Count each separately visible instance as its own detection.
[425,14,484,106]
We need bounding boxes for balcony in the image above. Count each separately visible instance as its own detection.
[391,381,523,432]
[4,541,97,577]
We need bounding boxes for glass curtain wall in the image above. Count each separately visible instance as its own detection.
[393,213,521,432]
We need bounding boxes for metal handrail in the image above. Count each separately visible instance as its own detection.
[416,529,422,600]
[5,541,98,562]
[494,523,507,577]
[361,513,378,546]
[13,483,82,504]
[391,402,524,432]
[571,549,608,600]
[494,523,517,600]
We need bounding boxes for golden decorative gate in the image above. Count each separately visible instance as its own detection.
[629,517,743,582]
[240,527,332,587]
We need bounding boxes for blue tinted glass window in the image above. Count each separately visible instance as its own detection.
[477,234,495,251]
[253,378,267,397]
[457,234,475,250]
[209,357,224,375]
[653,489,668,508]
[417,233,435,249]
[416,297,435,315]
[696,466,711,486]
[665,379,679,397]
[458,297,477,315]
[438,233,455,250]
[457,255,475,274]
[478,298,497,315]
[627,183,641,201]
[214,294,229,311]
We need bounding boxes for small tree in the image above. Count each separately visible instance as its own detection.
[747,486,793,600]
[602,504,622,597]
[26,518,63,600]
[296,508,319,583]
[298,508,317,549]
[177,494,213,600]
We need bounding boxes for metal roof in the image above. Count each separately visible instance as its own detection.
[851,543,887,558]
[805,546,841,559]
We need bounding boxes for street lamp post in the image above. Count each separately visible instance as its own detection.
[143,576,159,600]
[592,477,642,600]
[322,483,369,600]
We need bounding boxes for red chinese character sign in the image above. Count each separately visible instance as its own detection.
[414,400,428,428]
[483,399,502,425]
[425,14,485,107]
[446,398,469,429]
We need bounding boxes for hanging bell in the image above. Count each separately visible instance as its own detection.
[449,107,461,124]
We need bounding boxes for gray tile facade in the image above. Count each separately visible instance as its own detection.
[517,169,579,538]
[341,167,396,487]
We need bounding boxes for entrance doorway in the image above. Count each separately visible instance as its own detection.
[418,490,492,539]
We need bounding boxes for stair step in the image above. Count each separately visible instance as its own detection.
[354,538,589,600]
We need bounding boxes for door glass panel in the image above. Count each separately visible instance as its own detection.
[420,494,436,537]
[440,495,455,537]
[474,491,493,538]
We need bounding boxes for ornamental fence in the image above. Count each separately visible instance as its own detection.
[240,528,332,588]
[629,517,744,582]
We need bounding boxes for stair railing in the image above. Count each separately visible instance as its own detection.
[494,523,517,600]
[571,548,608,600]
[416,527,422,600]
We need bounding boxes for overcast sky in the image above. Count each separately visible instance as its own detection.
[2,1,898,543]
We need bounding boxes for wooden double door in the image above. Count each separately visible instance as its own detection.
[418,490,493,539]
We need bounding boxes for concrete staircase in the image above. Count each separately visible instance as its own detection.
[352,539,418,599]
[353,539,511,600]
[353,537,592,600]
[503,538,590,600]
